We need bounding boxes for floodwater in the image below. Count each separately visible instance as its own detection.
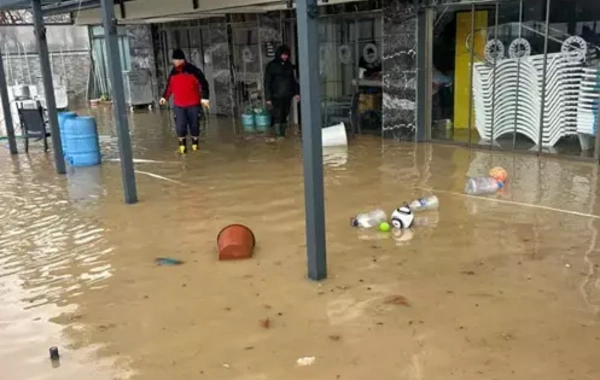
[1,107,600,380]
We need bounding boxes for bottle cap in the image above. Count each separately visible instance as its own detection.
[497,181,504,189]
[350,218,359,227]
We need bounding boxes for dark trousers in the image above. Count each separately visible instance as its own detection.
[173,105,202,138]
[271,97,293,136]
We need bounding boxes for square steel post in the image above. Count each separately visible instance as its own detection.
[595,92,600,161]
[416,6,432,142]
[296,0,327,280]
[0,47,17,154]
[32,0,65,174]
[537,0,552,153]
[100,0,138,204]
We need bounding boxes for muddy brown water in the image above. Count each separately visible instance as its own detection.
[1,108,600,380]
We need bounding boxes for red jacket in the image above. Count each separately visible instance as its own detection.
[162,62,210,108]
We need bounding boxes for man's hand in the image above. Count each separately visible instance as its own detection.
[294,95,300,102]
[159,97,167,106]
[201,99,210,109]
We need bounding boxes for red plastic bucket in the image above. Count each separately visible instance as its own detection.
[217,224,256,260]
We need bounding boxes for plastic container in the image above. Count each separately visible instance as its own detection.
[464,177,503,195]
[351,209,387,228]
[58,111,77,156]
[241,113,255,132]
[409,195,439,212]
[255,113,271,132]
[217,224,256,260]
[322,122,348,147]
[64,116,101,167]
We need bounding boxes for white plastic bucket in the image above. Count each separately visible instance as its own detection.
[322,122,348,147]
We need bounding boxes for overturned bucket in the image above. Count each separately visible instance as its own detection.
[217,224,256,260]
[322,122,348,148]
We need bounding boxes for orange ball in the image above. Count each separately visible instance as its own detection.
[489,167,508,183]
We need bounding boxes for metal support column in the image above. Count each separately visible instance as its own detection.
[296,0,327,280]
[0,47,17,155]
[416,6,432,142]
[32,0,65,174]
[489,1,500,149]
[595,92,600,161]
[467,3,476,147]
[537,0,552,153]
[101,0,138,204]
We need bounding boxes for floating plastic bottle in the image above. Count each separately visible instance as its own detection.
[409,195,439,212]
[351,209,387,228]
[464,177,503,195]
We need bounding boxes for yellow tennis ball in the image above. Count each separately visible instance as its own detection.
[379,222,391,232]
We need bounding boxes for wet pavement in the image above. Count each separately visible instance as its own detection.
[1,107,600,380]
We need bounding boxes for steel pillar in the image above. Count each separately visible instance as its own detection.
[296,0,327,280]
[537,0,552,153]
[32,0,65,174]
[595,92,600,161]
[0,47,17,155]
[100,0,138,204]
[416,6,432,142]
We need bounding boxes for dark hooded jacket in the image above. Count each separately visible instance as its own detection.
[264,45,299,101]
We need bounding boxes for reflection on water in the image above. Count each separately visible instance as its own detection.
[1,108,600,380]
[322,146,348,168]
[66,166,105,205]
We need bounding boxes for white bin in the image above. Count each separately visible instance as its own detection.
[322,122,348,147]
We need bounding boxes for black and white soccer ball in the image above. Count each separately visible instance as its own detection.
[390,204,414,229]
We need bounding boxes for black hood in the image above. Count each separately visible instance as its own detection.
[275,45,291,60]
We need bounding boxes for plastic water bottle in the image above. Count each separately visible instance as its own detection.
[464,177,503,195]
[409,195,439,212]
[351,209,387,228]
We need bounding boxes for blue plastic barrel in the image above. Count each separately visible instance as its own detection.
[241,113,255,132]
[58,111,76,156]
[254,113,271,132]
[64,116,101,167]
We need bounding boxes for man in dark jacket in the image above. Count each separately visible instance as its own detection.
[159,48,210,154]
[264,45,299,138]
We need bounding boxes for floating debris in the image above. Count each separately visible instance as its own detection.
[155,257,184,266]
[259,318,271,329]
[296,356,316,367]
[135,170,184,185]
[384,295,411,307]
[49,346,60,361]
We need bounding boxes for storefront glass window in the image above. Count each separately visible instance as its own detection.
[430,0,600,159]
[319,11,383,134]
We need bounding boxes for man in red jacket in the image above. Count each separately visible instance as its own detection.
[159,48,210,154]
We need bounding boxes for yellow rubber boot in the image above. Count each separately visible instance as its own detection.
[178,139,187,154]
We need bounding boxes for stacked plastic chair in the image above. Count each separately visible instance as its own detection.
[529,53,582,146]
[473,52,584,148]
[473,58,541,144]
[576,67,600,149]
